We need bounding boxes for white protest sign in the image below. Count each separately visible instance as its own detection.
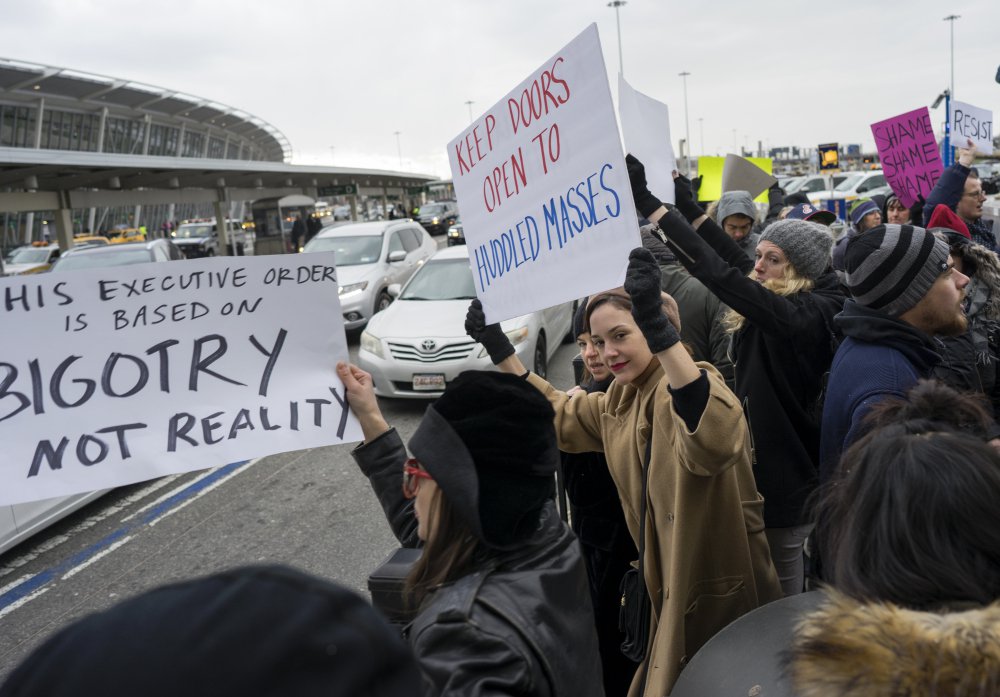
[0,254,361,506]
[618,74,677,206]
[447,23,639,323]
[950,100,994,151]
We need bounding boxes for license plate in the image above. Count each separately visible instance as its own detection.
[412,373,445,391]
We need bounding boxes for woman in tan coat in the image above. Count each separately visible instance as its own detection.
[466,248,781,696]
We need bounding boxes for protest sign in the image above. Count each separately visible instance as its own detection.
[0,254,361,506]
[447,23,639,323]
[950,100,994,152]
[618,74,676,205]
[870,107,943,208]
[721,154,777,200]
[697,156,774,203]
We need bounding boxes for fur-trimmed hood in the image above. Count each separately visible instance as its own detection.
[960,242,1000,322]
[785,590,1000,696]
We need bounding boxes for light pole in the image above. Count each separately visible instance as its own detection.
[943,14,960,167]
[608,1,626,76]
[465,100,475,124]
[944,14,960,103]
[393,131,402,168]
[329,145,335,164]
[698,117,704,157]
[678,71,691,175]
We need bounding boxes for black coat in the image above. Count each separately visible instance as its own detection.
[354,428,604,697]
[657,214,845,527]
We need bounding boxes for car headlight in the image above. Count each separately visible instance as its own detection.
[339,281,369,297]
[431,217,440,225]
[448,227,460,237]
[479,327,529,358]
[360,330,384,358]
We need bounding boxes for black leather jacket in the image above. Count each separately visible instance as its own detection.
[353,428,605,697]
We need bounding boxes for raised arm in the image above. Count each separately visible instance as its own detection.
[923,139,976,225]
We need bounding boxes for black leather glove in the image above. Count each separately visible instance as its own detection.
[465,299,515,364]
[623,248,681,354]
[625,154,665,219]
[672,173,705,223]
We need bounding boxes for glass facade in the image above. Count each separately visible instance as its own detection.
[39,109,101,151]
[182,130,205,157]
[0,105,37,147]
[207,136,226,159]
[104,116,146,154]
[147,124,180,156]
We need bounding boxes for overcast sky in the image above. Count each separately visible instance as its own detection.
[3,0,998,179]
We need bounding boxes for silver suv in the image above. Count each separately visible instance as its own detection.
[171,219,251,258]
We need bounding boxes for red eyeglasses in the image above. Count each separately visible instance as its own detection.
[403,458,433,499]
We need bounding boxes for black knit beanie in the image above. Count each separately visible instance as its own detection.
[843,224,950,317]
[408,371,557,549]
[0,566,421,697]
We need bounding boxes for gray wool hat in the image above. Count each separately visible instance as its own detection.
[717,191,757,224]
[758,219,834,280]
[843,224,950,317]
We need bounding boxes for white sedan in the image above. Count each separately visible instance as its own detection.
[358,246,574,398]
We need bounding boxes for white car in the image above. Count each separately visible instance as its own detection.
[786,173,849,196]
[3,243,62,274]
[302,220,437,330]
[358,245,573,398]
[1,491,109,555]
[807,170,886,204]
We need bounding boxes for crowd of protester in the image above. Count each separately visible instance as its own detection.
[4,141,999,697]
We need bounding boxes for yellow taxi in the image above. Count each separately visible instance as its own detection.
[107,228,146,244]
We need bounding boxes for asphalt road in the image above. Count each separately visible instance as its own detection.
[0,327,580,678]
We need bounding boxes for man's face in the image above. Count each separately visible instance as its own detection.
[956,176,986,222]
[900,256,970,336]
[859,210,882,232]
[886,199,910,225]
[723,214,754,242]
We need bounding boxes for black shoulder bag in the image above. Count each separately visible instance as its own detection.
[618,436,653,662]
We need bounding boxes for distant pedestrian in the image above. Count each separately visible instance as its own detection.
[290,214,305,252]
[924,139,997,251]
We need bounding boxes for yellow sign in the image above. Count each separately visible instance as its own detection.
[696,156,774,202]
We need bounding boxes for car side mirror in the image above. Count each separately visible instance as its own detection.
[388,250,406,263]
[387,284,401,298]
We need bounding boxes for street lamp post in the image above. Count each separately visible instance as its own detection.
[679,71,691,175]
[393,131,402,168]
[608,1,626,76]
[329,145,335,164]
[943,14,960,167]
[698,117,704,156]
[465,100,475,124]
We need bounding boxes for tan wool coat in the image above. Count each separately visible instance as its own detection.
[529,360,782,696]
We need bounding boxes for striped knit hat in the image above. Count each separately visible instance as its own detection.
[843,224,950,317]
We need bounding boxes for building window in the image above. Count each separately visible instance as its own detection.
[0,105,37,148]
[226,140,241,159]
[182,130,205,157]
[207,136,225,159]
[104,116,145,154]
[148,124,180,156]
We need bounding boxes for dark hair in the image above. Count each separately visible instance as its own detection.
[816,381,1000,609]
[404,488,489,609]
[584,291,633,334]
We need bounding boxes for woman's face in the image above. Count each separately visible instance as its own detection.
[576,331,611,381]
[753,240,789,284]
[588,303,653,385]
[886,199,910,224]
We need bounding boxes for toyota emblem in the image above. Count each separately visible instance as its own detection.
[420,339,437,352]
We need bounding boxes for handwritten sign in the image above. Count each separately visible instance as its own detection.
[870,107,943,208]
[618,74,676,205]
[950,100,994,152]
[447,24,639,323]
[0,254,361,506]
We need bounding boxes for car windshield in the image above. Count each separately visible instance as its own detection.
[834,174,865,192]
[421,204,447,215]
[51,249,153,271]
[401,259,476,300]
[175,225,214,238]
[782,176,805,192]
[6,247,51,264]
[304,235,382,265]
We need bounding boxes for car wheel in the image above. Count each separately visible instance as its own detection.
[533,333,548,379]
[375,290,393,314]
[205,249,215,257]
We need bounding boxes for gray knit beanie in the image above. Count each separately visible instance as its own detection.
[717,191,757,224]
[758,219,834,280]
[843,224,950,317]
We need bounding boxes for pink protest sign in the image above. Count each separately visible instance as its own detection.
[870,107,944,208]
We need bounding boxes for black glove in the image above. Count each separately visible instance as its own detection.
[672,173,705,223]
[623,248,681,354]
[625,154,665,219]
[465,298,515,364]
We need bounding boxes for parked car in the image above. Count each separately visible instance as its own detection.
[49,239,183,271]
[446,217,465,246]
[72,235,110,247]
[106,227,146,244]
[302,219,436,330]
[786,173,850,196]
[3,243,63,274]
[808,170,886,204]
[1,490,110,555]
[170,219,249,258]
[416,200,458,236]
[357,245,573,398]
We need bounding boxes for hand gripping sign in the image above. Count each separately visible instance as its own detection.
[0,254,362,505]
[448,23,639,323]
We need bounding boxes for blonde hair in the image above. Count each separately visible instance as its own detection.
[723,264,814,333]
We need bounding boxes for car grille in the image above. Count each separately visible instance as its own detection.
[387,339,476,363]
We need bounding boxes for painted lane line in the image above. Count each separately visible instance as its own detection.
[147,465,256,527]
[0,460,252,615]
[61,536,133,581]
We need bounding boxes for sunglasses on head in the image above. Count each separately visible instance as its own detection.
[403,457,433,499]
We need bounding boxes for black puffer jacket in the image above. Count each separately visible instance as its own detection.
[354,428,604,697]
[658,213,845,527]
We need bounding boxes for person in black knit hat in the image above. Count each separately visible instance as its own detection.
[0,565,422,697]
[337,362,603,697]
